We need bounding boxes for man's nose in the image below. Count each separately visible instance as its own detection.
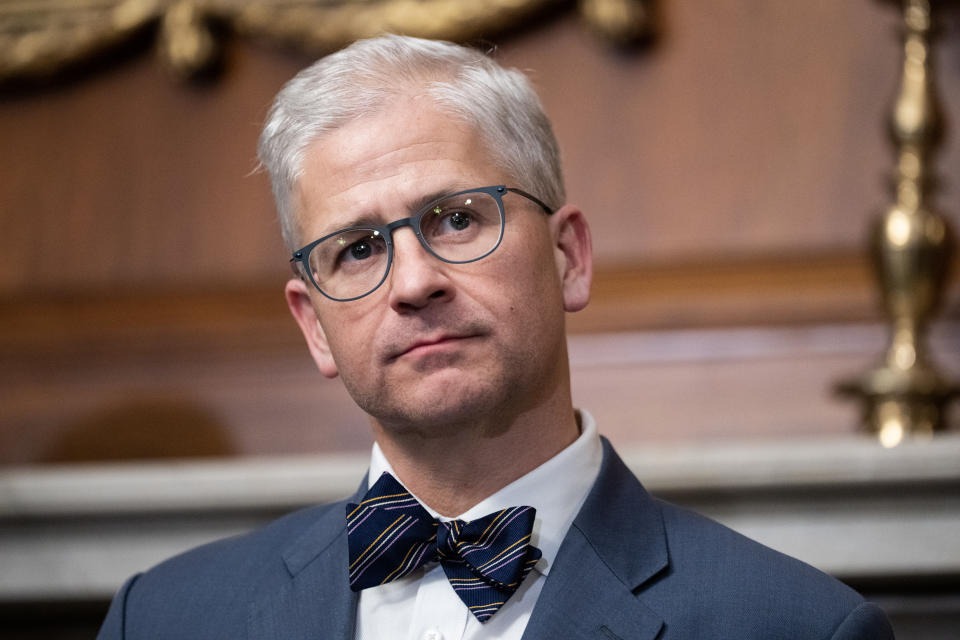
[386,227,453,312]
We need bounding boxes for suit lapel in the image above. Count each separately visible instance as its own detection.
[248,484,366,640]
[522,438,667,640]
[246,443,667,640]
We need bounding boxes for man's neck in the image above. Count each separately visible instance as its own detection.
[371,402,581,517]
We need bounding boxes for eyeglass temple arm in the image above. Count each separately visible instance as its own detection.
[506,187,554,215]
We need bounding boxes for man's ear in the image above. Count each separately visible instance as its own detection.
[549,204,593,312]
[285,278,339,378]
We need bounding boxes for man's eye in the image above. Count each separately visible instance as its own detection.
[445,210,471,231]
[349,241,372,260]
[335,235,383,266]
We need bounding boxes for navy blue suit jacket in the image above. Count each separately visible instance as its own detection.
[98,439,894,639]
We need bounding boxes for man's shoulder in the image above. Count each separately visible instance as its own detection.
[647,496,885,638]
[101,499,349,639]
[654,495,858,595]
[577,441,893,638]
[596,439,862,604]
[142,499,345,585]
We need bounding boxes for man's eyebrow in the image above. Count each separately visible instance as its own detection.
[317,186,469,236]
[319,213,383,236]
[408,188,463,216]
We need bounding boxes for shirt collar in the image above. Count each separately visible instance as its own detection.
[367,409,602,576]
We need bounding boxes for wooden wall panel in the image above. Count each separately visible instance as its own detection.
[0,43,304,294]
[3,311,958,464]
[2,1,959,464]
[1,1,958,292]
[500,1,960,265]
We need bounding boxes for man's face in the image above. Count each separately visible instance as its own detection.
[285,93,590,436]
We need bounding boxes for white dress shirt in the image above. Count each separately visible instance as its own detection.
[354,411,602,640]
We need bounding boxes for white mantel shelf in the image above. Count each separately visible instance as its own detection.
[2,434,959,601]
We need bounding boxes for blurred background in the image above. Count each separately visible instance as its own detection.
[1,0,959,637]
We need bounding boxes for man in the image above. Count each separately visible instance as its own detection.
[98,35,894,639]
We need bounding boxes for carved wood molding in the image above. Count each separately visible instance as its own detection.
[0,0,652,81]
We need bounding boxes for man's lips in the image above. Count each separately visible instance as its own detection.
[388,333,479,361]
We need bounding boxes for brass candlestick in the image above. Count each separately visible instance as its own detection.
[837,0,958,447]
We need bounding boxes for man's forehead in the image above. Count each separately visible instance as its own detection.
[292,99,508,238]
[304,94,470,168]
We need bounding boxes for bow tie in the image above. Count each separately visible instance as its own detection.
[345,472,542,623]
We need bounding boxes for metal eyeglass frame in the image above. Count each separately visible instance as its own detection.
[290,185,554,302]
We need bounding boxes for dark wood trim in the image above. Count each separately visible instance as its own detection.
[1,253,957,359]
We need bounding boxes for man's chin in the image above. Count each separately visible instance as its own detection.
[370,378,509,436]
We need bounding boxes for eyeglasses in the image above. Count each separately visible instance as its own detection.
[291,185,553,301]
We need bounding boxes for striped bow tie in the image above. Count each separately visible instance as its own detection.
[346,472,542,623]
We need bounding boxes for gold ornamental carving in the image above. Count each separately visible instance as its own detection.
[0,0,653,81]
[837,0,958,447]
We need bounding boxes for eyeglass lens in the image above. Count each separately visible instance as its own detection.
[305,189,504,300]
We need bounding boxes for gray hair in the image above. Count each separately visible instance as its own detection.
[257,34,565,250]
